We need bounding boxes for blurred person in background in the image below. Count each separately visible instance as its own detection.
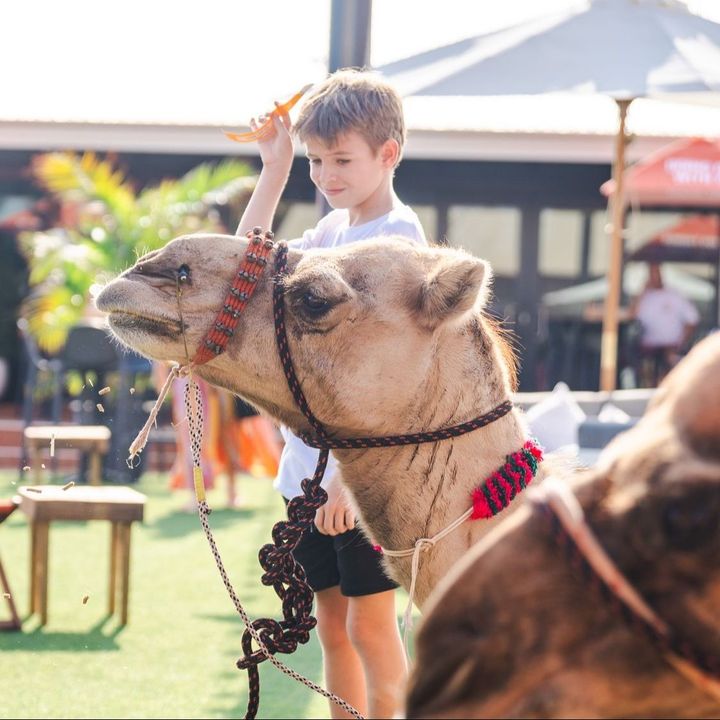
[631,262,699,387]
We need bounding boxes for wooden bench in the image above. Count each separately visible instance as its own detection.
[17,485,146,626]
[0,498,21,631]
[23,425,111,486]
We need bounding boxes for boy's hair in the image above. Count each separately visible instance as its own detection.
[294,68,406,162]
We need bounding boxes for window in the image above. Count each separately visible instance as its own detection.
[447,206,520,276]
[538,209,583,277]
[588,210,609,276]
[588,209,683,276]
[624,211,682,253]
[413,204,438,244]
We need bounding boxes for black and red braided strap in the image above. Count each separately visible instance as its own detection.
[233,242,336,718]
[300,401,514,450]
[272,241,333,441]
[193,226,275,366]
[237,450,331,719]
[472,440,543,519]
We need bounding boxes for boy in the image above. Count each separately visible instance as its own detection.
[236,69,426,719]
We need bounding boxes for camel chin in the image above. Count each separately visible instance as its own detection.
[98,307,185,364]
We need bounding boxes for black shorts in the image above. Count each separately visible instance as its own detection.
[283,497,398,597]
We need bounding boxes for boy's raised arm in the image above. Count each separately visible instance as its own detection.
[236,107,294,237]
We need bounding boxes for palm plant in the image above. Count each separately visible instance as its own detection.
[19,152,256,353]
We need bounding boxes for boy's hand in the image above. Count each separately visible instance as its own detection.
[314,472,356,536]
[253,102,294,173]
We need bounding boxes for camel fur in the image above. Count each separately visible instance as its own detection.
[96,233,539,606]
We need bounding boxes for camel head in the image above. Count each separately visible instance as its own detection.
[96,233,515,436]
[406,333,720,718]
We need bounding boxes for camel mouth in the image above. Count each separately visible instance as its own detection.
[107,311,185,339]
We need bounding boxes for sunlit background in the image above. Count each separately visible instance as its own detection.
[2,0,720,397]
[3,0,720,123]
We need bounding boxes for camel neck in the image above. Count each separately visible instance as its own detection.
[336,409,526,540]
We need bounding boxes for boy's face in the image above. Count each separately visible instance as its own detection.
[304,130,397,213]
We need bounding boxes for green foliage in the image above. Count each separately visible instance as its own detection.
[19,152,256,353]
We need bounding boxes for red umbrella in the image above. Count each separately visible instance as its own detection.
[630,214,720,262]
[602,137,720,207]
[603,138,720,323]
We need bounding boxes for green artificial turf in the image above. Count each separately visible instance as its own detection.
[0,471,339,719]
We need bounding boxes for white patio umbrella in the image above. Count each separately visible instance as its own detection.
[542,264,715,318]
[378,0,720,390]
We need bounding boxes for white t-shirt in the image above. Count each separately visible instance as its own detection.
[274,204,428,500]
[635,287,700,348]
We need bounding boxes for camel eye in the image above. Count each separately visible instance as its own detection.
[177,265,191,284]
[301,291,330,316]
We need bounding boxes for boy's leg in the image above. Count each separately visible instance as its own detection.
[285,501,367,718]
[346,590,407,719]
[336,531,407,718]
[315,586,368,719]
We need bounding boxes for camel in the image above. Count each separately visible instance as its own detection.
[96,232,540,606]
[406,333,720,719]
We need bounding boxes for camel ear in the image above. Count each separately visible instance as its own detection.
[416,253,489,329]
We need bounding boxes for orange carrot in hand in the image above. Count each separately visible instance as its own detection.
[224,84,313,143]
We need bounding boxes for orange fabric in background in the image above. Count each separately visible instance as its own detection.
[235,415,281,478]
[206,388,281,479]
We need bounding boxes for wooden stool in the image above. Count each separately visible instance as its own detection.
[17,485,146,626]
[23,425,111,485]
[0,498,21,631]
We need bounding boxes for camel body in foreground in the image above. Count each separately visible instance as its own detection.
[96,233,537,606]
[407,334,720,718]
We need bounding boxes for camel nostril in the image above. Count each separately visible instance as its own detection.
[178,264,191,284]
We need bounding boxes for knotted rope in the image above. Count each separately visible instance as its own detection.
[127,364,188,465]
[183,377,362,719]
[382,508,472,655]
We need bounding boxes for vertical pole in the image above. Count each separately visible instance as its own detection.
[109,522,118,615]
[29,520,38,615]
[317,0,374,217]
[36,521,49,626]
[118,523,132,626]
[518,206,541,390]
[329,0,372,73]
[600,99,632,392]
